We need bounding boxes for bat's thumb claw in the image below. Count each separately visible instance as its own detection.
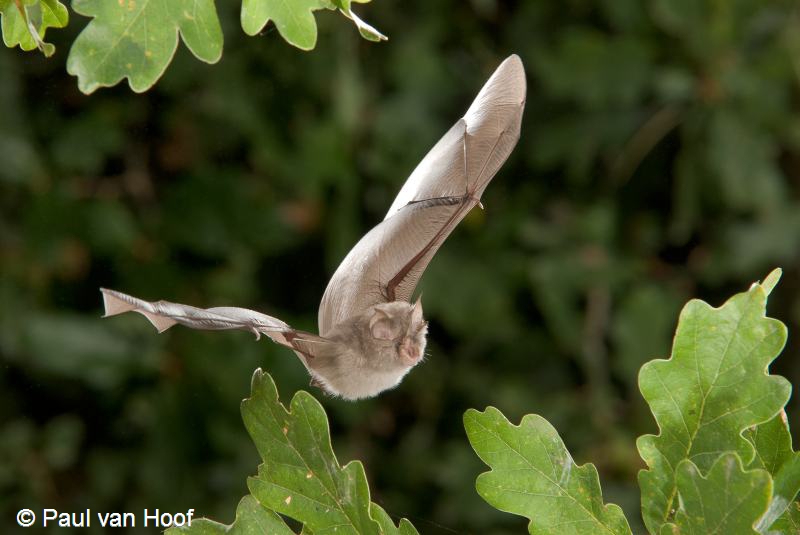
[467,195,484,210]
[251,328,261,341]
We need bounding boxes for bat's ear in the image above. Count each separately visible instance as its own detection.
[411,295,424,324]
[369,308,402,340]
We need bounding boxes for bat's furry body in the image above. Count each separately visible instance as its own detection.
[101,55,526,399]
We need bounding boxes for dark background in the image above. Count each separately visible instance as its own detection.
[2,1,800,533]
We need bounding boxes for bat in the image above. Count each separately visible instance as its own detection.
[101,54,526,400]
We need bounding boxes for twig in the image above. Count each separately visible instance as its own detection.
[611,106,684,185]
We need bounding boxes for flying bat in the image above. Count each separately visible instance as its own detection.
[101,54,526,400]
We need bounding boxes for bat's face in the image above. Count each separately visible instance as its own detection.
[310,300,428,400]
[369,300,428,367]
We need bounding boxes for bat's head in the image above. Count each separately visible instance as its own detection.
[312,299,429,400]
[369,297,428,367]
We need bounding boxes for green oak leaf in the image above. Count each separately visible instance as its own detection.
[667,453,771,535]
[332,0,386,42]
[240,0,331,50]
[637,269,791,533]
[243,369,418,535]
[745,411,800,533]
[370,503,419,535]
[67,0,223,94]
[165,495,295,535]
[240,0,385,50]
[0,0,68,57]
[464,407,632,535]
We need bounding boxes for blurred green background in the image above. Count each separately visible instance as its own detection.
[2,1,800,533]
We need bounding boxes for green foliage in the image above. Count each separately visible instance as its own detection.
[746,413,800,532]
[670,453,771,535]
[244,369,417,534]
[241,0,384,50]
[240,0,329,50]
[66,0,223,94]
[331,0,386,42]
[466,273,800,534]
[464,408,632,535]
[0,0,67,56]
[170,370,418,535]
[637,269,791,532]
[1,0,384,93]
[169,496,294,535]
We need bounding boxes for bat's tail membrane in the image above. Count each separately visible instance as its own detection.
[100,288,178,332]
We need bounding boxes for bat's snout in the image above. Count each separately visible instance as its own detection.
[399,339,424,366]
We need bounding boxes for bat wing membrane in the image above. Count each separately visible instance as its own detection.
[101,288,340,360]
[318,55,526,335]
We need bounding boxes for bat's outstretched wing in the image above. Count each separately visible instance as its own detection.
[318,54,526,335]
[101,288,340,361]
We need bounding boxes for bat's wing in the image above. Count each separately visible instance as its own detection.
[101,288,341,361]
[318,54,526,335]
